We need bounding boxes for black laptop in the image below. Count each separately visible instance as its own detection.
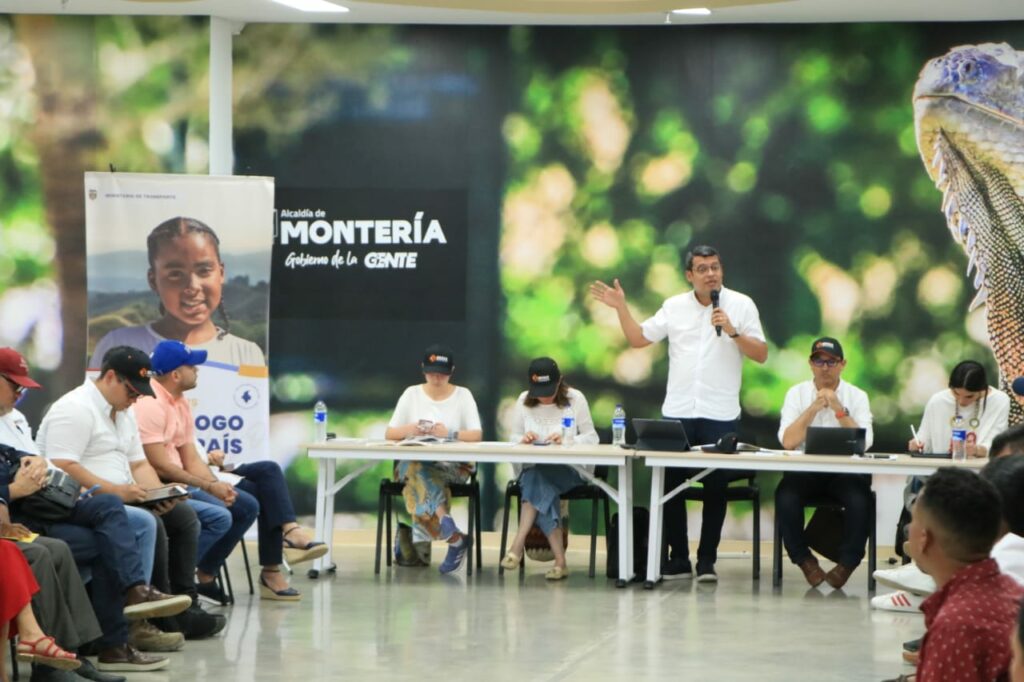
[804,426,867,456]
[632,418,691,452]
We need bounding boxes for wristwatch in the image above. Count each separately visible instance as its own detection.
[449,430,460,442]
[729,332,740,338]
[835,407,849,420]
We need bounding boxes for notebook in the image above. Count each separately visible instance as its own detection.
[632,418,691,452]
[804,427,867,456]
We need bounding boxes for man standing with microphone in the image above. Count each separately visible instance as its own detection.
[591,244,767,581]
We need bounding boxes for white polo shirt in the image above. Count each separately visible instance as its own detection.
[0,409,40,455]
[777,379,874,451]
[36,380,145,485]
[641,286,765,421]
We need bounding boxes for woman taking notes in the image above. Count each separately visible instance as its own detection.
[500,357,599,580]
[384,345,482,575]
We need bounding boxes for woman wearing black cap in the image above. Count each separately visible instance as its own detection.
[500,357,599,580]
[384,344,483,575]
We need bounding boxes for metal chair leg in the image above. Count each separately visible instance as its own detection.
[752,487,761,580]
[498,484,513,576]
[375,484,386,575]
[588,495,598,578]
[241,539,255,595]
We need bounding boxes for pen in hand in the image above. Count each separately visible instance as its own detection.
[79,484,101,500]
[909,424,922,452]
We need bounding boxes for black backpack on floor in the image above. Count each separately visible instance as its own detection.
[606,506,649,579]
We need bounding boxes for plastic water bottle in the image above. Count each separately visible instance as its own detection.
[561,406,575,447]
[612,404,627,446]
[951,415,966,461]
[313,400,328,443]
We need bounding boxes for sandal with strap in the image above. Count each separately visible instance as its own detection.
[545,566,570,581]
[500,551,522,571]
[16,635,82,671]
[259,568,301,602]
[282,527,328,565]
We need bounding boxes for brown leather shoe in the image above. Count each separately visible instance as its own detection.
[123,584,192,620]
[798,557,826,587]
[97,643,169,672]
[825,563,855,589]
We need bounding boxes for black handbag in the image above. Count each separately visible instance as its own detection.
[2,445,80,522]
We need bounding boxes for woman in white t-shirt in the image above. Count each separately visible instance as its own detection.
[384,344,482,575]
[909,360,1010,458]
[89,217,265,369]
[499,357,599,580]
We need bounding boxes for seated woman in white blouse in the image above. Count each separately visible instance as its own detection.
[384,344,482,575]
[500,357,599,580]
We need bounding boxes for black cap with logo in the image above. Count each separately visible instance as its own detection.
[421,344,454,375]
[102,346,156,397]
[810,337,844,361]
[527,357,561,398]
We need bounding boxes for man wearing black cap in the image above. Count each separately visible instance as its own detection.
[37,346,223,667]
[592,245,768,582]
[775,337,874,589]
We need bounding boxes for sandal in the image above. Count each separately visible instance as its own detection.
[16,635,82,671]
[282,526,328,565]
[500,551,522,571]
[545,566,570,581]
[259,568,301,602]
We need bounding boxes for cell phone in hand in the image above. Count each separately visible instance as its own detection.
[417,419,435,432]
[220,463,236,473]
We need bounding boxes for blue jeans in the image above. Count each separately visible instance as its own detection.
[186,496,232,564]
[47,494,156,648]
[190,485,258,575]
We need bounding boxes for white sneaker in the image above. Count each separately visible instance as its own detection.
[870,590,925,613]
[872,563,936,596]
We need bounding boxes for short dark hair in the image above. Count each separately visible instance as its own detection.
[992,424,1024,457]
[683,245,720,271]
[980,454,1024,536]
[917,467,1002,560]
[948,360,988,392]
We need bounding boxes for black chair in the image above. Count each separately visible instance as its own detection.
[374,466,483,575]
[676,472,761,580]
[216,540,256,605]
[498,465,612,579]
[9,638,17,681]
[772,490,877,590]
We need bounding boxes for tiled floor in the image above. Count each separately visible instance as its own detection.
[55,537,922,682]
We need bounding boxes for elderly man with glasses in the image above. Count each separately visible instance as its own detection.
[775,337,875,590]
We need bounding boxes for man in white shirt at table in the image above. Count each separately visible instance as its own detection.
[776,337,874,589]
[592,244,768,582]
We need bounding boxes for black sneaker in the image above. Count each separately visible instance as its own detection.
[74,658,126,682]
[157,603,227,640]
[695,561,718,583]
[662,557,693,580]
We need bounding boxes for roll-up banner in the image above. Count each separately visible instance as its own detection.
[84,172,274,462]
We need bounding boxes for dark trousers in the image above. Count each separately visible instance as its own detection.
[663,417,742,566]
[47,494,149,648]
[190,486,257,575]
[775,472,872,569]
[152,501,200,596]
[19,536,102,651]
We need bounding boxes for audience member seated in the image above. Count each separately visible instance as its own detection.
[1011,600,1024,682]
[35,346,219,658]
[384,344,483,575]
[874,361,1010,613]
[135,340,325,602]
[0,347,188,675]
[499,358,599,580]
[907,468,1024,681]
[1,540,80,682]
[992,424,1024,458]
[775,337,874,589]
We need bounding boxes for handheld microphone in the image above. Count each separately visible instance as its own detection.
[710,289,721,337]
[1012,376,1024,397]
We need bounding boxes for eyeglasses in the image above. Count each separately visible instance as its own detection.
[2,375,25,397]
[811,358,840,368]
[691,263,722,275]
[118,375,142,400]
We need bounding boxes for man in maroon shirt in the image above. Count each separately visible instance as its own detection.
[907,467,1024,681]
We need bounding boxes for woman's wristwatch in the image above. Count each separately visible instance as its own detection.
[448,430,460,442]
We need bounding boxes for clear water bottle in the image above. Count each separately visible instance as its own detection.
[612,404,627,446]
[951,415,966,461]
[313,400,328,443]
[561,406,575,447]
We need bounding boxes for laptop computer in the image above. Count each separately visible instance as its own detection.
[804,426,867,456]
[632,418,691,452]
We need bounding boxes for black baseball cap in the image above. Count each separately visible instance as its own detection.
[101,346,156,397]
[810,337,844,361]
[421,344,454,375]
[527,357,561,399]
